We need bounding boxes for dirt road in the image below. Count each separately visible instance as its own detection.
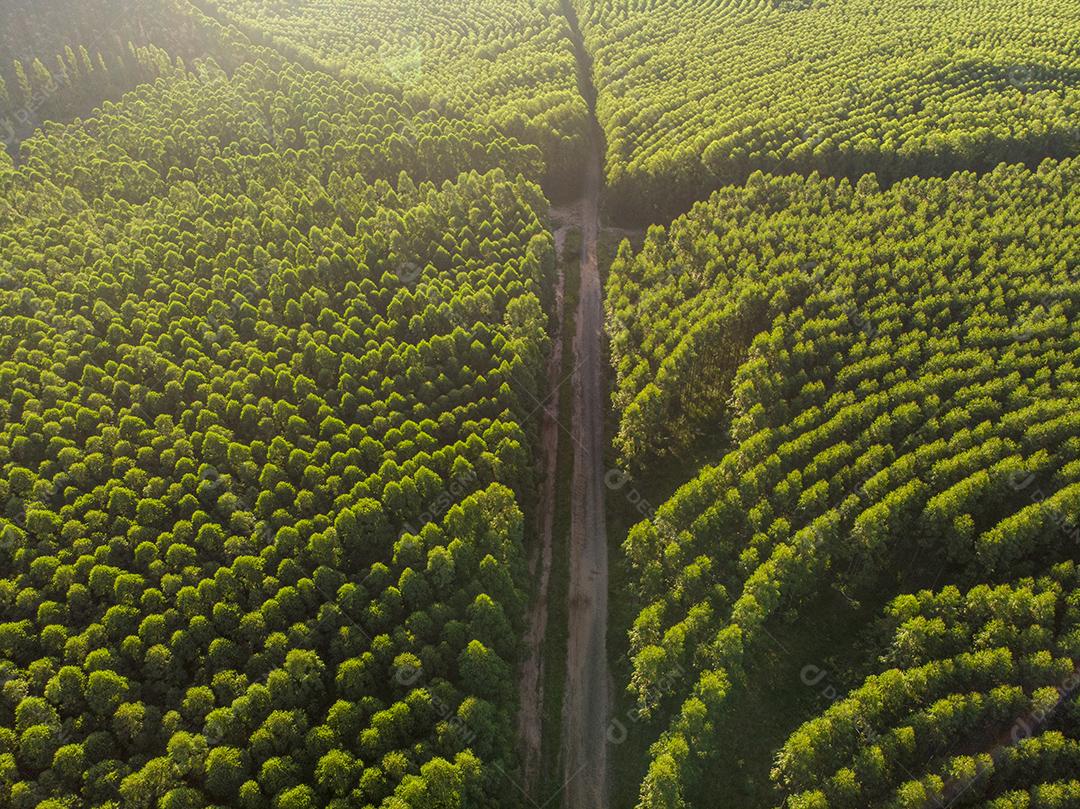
[561,138,609,809]
[559,0,611,801]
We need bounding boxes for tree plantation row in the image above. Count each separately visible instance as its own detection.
[194,0,1080,219]
[575,0,1080,220]
[605,161,1080,808]
[0,0,264,154]
[1,0,1079,808]
[8,0,1080,212]
[200,0,591,193]
[776,565,1080,808]
[0,19,556,806]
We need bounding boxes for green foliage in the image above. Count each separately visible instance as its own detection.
[609,165,1080,468]
[576,0,1080,219]
[774,564,1080,807]
[609,162,1080,808]
[0,0,257,154]
[8,2,1080,809]
[208,0,591,191]
[0,8,548,806]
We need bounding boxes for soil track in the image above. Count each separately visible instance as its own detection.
[559,0,611,802]
[561,132,609,809]
[517,1,610,803]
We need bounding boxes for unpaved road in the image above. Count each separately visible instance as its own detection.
[513,0,610,804]
[562,133,609,809]
[517,230,566,788]
[560,5,611,797]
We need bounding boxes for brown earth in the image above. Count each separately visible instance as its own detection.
[560,117,610,809]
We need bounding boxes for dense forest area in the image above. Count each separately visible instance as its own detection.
[606,162,1080,807]
[575,0,1080,220]
[197,0,591,192]
[0,0,262,155]
[0,7,557,807]
[1,1,1079,809]
[776,565,1080,808]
